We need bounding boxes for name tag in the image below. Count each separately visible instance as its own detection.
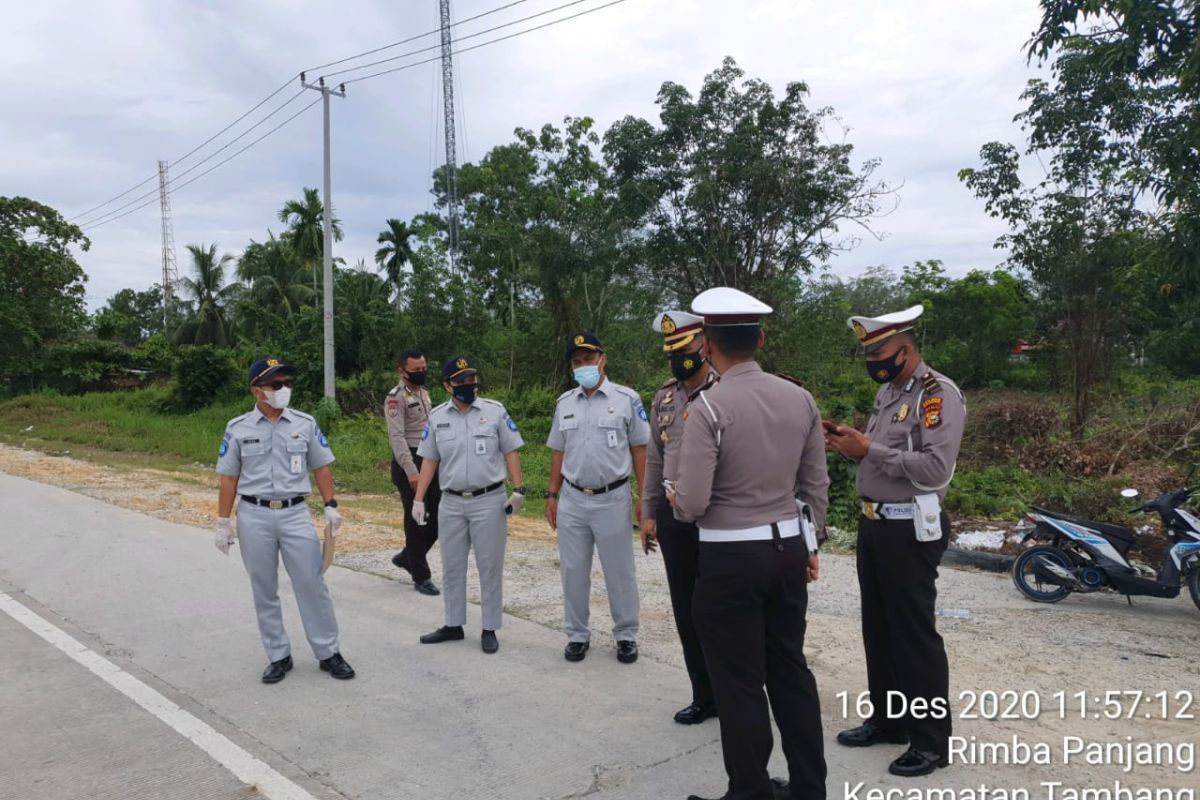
[606,430,618,448]
[290,454,303,474]
[475,439,487,455]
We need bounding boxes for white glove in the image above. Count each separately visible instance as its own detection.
[323,505,343,536]
[413,500,427,526]
[214,517,236,555]
[504,492,525,516]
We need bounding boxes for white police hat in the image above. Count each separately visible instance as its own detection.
[652,310,705,352]
[691,287,772,326]
[847,305,924,353]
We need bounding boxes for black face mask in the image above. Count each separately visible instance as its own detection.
[405,370,427,386]
[866,348,907,384]
[669,350,704,381]
[451,383,478,404]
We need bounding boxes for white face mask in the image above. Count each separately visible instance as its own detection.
[261,386,292,409]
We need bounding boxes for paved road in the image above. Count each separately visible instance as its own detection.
[3,470,1197,800]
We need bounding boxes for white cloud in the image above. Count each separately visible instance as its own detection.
[2,0,1047,309]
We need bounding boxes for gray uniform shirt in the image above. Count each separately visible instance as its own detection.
[417,397,524,492]
[673,361,829,531]
[546,378,651,487]
[216,407,335,497]
[384,381,432,476]
[856,362,966,503]
[642,369,718,519]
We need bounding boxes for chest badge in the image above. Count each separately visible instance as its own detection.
[660,430,669,445]
[607,406,614,414]
[664,391,674,403]
[894,404,909,423]
[479,417,488,425]
[290,431,300,438]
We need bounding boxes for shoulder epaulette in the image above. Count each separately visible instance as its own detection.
[227,411,254,426]
[290,409,316,421]
[660,376,677,389]
[920,372,942,395]
[387,384,401,397]
[774,372,804,388]
[430,400,451,414]
[479,397,504,408]
[555,388,576,402]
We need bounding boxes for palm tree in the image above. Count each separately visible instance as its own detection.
[374,218,415,290]
[176,243,239,346]
[278,188,343,291]
[237,234,315,316]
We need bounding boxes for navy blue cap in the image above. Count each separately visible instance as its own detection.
[248,357,296,386]
[565,332,603,361]
[442,355,478,382]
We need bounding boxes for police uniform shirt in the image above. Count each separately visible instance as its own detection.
[417,398,524,492]
[216,408,335,497]
[673,361,829,530]
[546,379,651,488]
[856,362,966,503]
[641,370,717,520]
[385,381,432,476]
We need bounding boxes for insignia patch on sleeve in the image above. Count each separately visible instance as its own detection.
[506,416,519,432]
[218,440,228,457]
[922,396,944,429]
[636,402,648,421]
[421,425,430,440]
[318,429,330,447]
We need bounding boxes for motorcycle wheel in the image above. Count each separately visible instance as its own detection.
[1188,567,1200,613]
[1012,545,1074,603]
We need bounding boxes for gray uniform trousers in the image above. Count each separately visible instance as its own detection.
[439,491,507,631]
[236,501,340,662]
[556,483,640,642]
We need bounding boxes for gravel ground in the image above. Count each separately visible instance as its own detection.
[3,441,1198,791]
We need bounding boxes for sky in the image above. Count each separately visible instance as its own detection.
[3,0,1047,311]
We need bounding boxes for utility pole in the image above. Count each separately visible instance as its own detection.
[300,74,346,400]
[157,160,178,329]
[439,0,460,273]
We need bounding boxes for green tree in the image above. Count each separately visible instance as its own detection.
[603,56,896,306]
[375,218,415,292]
[176,243,239,346]
[0,196,90,393]
[93,285,165,346]
[278,187,343,291]
[236,234,314,317]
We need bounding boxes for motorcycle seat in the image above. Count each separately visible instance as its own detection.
[1030,506,1137,555]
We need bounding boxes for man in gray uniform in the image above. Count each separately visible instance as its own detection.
[641,310,718,725]
[412,356,525,654]
[386,347,441,595]
[545,332,650,664]
[214,357,355,683]
[674,288,828,800]
[825,305,965,777]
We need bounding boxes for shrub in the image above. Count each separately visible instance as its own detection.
[314,395,342,433]
[132,334,176,376]
[44,339,135,394]
[171,345,239,411]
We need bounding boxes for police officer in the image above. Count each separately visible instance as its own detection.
[674,288,828,800]
[641,310,718,725]
[545,332,650,664]
[386,348,441,595]
[214,357,355,683]
[412,356,524,654]
[824,306,965,777]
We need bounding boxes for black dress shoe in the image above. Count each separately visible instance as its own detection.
[889,747,948,777]
[420,625,465,644]
[673,703,718,725]
[616,640,638,664]
[414,579,441,596]
[318,652,356,679]
[391,550,411,575]
[481,630,499,654]
[836,721,910,748]
[686,777,788,800]
[564,640,590,662]
[261,655,293,684]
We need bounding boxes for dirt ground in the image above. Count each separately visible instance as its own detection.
[3,442,1197,791]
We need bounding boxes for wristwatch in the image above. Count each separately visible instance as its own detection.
[512,486,526,495]
[543,489,559,500]
[324,499,339,508]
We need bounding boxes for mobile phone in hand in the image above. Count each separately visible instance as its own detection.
[822,419,841,434]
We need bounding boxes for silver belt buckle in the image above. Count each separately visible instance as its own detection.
[582,487,595,496]
[462,489,475,498]
[268,499,284,510]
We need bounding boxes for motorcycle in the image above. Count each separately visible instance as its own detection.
[1011,481,1200,611]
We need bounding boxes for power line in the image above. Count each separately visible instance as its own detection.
[77,87,309,228]
[302,0,530,74]
[69,76,297,222]
[338,0,629,86]
[81,96,323,232]
[322,0,596,81]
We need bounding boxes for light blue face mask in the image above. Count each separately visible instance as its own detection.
[573,365,601,389]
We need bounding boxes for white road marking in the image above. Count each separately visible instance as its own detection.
[0,591,320,800]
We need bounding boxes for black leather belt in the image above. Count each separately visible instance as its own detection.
[566,476,629,496]
[240,494,306,509]
[445,481,504,498]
